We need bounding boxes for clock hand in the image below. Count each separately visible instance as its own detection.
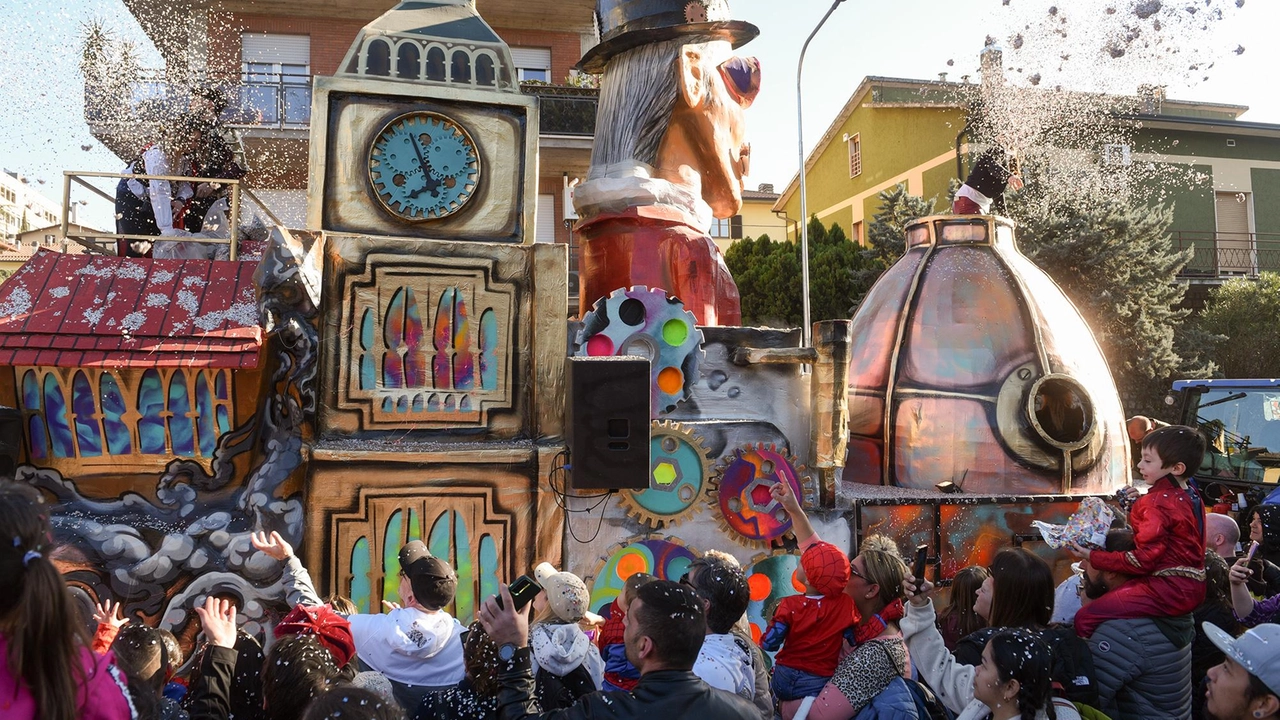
[407,133,443,200]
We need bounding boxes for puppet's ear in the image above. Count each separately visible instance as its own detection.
[678,44,706,109]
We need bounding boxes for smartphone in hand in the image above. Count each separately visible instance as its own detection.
[912,544,929,593]
[495,574,542,611]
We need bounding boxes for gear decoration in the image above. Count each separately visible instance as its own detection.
[710,443,805,547]
[743,551,805,646]
[575,286,704,416]
[368,111,480,221]
[586,537,698,618]
[617,421,713,528]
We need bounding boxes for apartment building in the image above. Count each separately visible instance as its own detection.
[0,169,61,246]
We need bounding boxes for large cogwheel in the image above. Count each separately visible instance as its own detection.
[424,117,477,179]
[574,286,704,416]
[710,443,806,548]
[617,421,713,529]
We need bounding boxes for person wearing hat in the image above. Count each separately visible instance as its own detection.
[527,562,605,709]
[571,0,761,326]
[951,146,1023,215]
[1202,622,1280,720]
[251,531,465,710]
[478,578,760,720]
[759,539,857,702]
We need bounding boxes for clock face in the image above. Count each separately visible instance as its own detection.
[368,111,481,221]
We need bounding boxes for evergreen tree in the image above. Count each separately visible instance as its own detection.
[1192,273,1280,379]
[1007,196,1202,416]
[865,183,940,267]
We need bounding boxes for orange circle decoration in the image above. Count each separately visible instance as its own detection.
[615,551,647,582]
[748,572,772,602]
[791,568,806,593]
[750,622,762,643]
[657,366,684,394]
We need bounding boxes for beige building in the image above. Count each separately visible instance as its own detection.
[0,170,61,246]
[708,183,789,254]
[0,224,103,281]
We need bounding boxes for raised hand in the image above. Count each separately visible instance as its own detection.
[250,530,295,561]
[903,574,935,607]
[1230,557,1253,587]
[194,596,238,649]
[93,599,128,629]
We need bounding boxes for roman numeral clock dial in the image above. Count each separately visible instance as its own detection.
[368,111,481,221]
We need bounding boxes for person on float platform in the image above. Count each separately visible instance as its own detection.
[477,579,760,720]
[251,531,465,710]
[1201,623,1280,720]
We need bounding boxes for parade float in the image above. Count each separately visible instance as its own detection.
[0,0,1128,647]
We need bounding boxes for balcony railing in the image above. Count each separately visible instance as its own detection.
[521,83,598,137]
[1173,231,1280,279]
[85,71,312,131]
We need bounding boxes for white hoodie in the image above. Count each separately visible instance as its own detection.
[692,633,755,700]
[529,622,604,689]
[346,607,466,687]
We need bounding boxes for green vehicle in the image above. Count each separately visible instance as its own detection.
[1167,379,1280,500]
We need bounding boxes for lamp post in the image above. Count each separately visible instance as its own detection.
[796,0,846,347]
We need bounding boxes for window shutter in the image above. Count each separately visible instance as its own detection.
[536,194,557,243]
[510,47,551,71]
[730,215,743,240]
[848,134,862,178]
[242,33,311,65]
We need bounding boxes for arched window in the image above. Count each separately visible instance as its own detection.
[71,371,102,457]
[475,54,496,87]
[100,373,132,455]
[382,509,405,604]
[43,374,74,458]
[479,308,498,390]
[396,42,421,80]
[451,292,474,391]
[450,50,472,84]
[433,288,455,389]
[350,536,372,613]
[359,308,376,390]
[168,372,195,456]
[383,288,408,389]
[403,290,426,388]
[214,371,230,436]
[22,370,47,459]
[195,371,217,457]
[366,39,391,77]
[425,47,446,81]
[138,370,166,454]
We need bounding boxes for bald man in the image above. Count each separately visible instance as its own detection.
[1206,512,1241,560]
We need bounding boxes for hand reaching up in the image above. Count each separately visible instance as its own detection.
[194,596,238,649]
[903,574,935,607]
[93,599,128,629]
[771,481,801,515]
[250,530,295,561]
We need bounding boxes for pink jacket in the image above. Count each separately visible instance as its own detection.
[0,634,135,719]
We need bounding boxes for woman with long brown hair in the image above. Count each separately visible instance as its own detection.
[0,482,134,720]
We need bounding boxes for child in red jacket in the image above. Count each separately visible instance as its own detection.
[1072,425,1208,638]
[596,572,656,692]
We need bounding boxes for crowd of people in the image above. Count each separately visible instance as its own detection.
[5,425,1280,720]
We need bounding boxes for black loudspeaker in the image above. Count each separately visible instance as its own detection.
[0,407,21,478]
[565,356,650,490]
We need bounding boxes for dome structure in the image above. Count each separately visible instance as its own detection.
[843,215,1129,496]
[337,0,519,92]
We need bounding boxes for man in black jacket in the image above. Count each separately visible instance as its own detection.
[478,578,759,720]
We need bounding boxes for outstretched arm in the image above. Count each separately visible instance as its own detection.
[772,482,816,545]
[252,530,323,607]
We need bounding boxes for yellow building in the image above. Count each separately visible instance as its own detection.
[709,183,789,254]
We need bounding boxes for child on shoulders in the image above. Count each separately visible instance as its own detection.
[1071,425,1208,638]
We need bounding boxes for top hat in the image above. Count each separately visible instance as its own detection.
[578,0,759,74]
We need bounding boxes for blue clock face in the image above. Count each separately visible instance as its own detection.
[368,112,481,221]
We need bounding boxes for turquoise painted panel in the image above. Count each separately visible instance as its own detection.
[27,416,47,460]
[138,370,166,454]
[479,309,498,390]
[167,373,195,456]
[428,510,451,561]
[453,512,474,621]
[351,536,372,614]
[479,534,499,612]
[71,372,102,457]
[383,510,405,605]
[43,375,74,458]
[22,371,47,459]
[100,374,132,455]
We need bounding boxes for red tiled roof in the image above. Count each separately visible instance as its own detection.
[0,250,263,369]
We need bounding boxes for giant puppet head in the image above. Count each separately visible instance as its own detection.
[575,0,760,227]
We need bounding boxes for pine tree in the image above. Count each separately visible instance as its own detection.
[865,183,940,267]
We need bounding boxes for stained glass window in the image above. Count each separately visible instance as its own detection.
[168,373,195,456]
[100,373,132,455]
[71,371,102,457]
[43,374,74,458]
[21,371,47,459]
[195,372,217,457]
[138,370,167,454]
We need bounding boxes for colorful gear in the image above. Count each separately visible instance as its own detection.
[710,443,805,548]
[617,421,712,528]
[586,537,699,617]
[575,286,704,416]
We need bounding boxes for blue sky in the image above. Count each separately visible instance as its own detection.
[0,0,1274,228]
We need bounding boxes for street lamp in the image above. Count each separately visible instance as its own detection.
[796,0,846,347]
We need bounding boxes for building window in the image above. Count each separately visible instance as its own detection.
[535,194,557,243]
[241,33,311,124]
[1102,143,1131,166]
[848,133,862,178]
[711,216,744,240]
[511,47,551,83]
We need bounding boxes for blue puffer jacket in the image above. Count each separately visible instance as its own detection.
[1088,614,1193,720]
[853,676,921,720]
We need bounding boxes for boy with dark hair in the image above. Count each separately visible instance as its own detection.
[262,634,344,720]
[1072,425,1208,638]
[683,556,754,700]
[252,532,466,710]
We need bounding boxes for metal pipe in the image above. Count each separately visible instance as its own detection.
[796,0,846,347]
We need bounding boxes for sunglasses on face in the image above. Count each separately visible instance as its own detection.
[848,565,865,581]
[719,56,761,107]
